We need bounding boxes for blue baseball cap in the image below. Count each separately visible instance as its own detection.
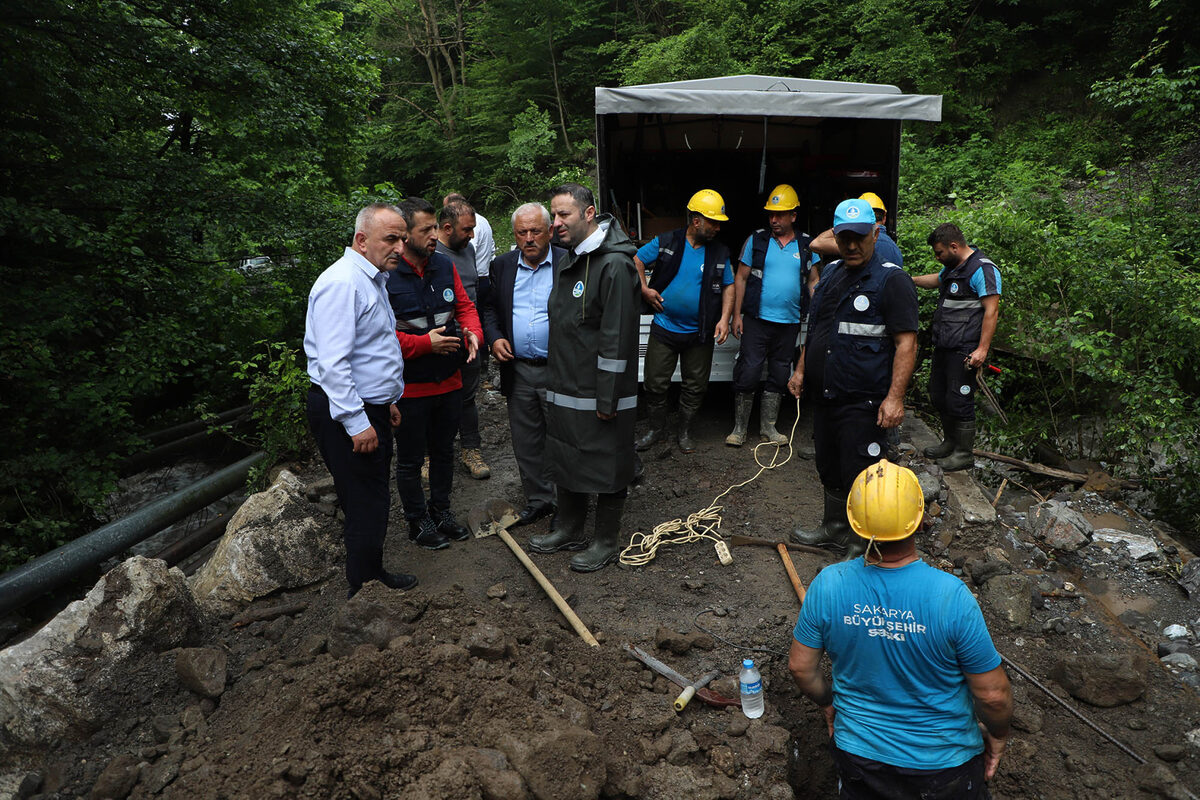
[832,198,877,235]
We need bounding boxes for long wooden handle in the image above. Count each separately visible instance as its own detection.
[777,543,806,604]
[498,529,599,647]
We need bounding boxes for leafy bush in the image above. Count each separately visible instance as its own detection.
[232,342,312,490]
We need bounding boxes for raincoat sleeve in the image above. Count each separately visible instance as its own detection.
[594,257,640,417]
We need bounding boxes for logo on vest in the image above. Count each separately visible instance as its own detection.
[959,384,971,395]
[950,282,959,293]
[853,295,869,312]
[442,287,454,302]
[867,442,881,457]
[572,280,584,298]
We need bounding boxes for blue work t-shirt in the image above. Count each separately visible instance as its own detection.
[638,236,734,334]
[738,235,808,324]
[875,230,904,266]
[793,559,1001,770]
[939,263,1003,297]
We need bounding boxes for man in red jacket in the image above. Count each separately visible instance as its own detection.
[387,197,483,550]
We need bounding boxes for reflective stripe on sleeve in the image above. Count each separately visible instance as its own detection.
[597,356,627,373]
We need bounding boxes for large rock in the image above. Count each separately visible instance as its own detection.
[175,647,227,698]
[0,557,200,749]
[500,726,605,800]
[1024,501,1092,551]
[189,470,340,613]
[1052,653,1146,707]
[981,574,1033,629]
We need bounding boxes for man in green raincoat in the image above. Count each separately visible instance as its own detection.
[527,184,640,572]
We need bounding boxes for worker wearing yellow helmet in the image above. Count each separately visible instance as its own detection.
[811,191,904,267]
[725,184,818,449]
[789,459,1012,797]
[633,189,735,454]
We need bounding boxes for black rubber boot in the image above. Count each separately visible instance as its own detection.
[725,393,753,447]
[677,411,697,454]
[636,394,668,451]
[923,415,955,460]
[938,420,976,472]
[570,493,624,572]
[528,488,589,553]
[791,489,852,548]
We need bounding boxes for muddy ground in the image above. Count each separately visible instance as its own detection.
[5,382,1200,799]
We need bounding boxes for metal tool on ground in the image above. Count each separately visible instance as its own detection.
[470,499,599,647]
[728,534,832,558]
[674,669,722,712]
[776,543,806,604]
[623,644,741,709]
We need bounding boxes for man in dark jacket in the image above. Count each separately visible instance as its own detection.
[528,184,640,572]
[633,189,734,453]
[482,202,565,527]
[787,198,918,556]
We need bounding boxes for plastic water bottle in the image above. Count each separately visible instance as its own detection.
[739,658,764,719]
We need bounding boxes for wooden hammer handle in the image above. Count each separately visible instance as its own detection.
[498,529,600,647]
[777,543,806,604]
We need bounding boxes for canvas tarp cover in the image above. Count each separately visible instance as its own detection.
[594,74,941,122]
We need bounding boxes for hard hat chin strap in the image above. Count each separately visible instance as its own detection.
[864,536,882,566]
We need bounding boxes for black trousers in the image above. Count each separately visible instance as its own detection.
[929,347,976,421]
[395,389,463,521]
[813,400,888,493]
[306,388,394,593]
[832,745,990,800]
[733,315,800,395]
[458,351,484,449]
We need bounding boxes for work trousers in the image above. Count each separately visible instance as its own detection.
[813,399,888,493]
[642,326,714,417]
[832,745,990,800]
[395,388,463,521]
[458,351,484,449]
[929,347,976,421]
[306,387,393,592]
[733,314,800,395]
[508,360,555,510]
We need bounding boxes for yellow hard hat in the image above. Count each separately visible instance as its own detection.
[846,460,924,541]
[687,189,729,222]
[858,192,887,213]
[763,184,800,211]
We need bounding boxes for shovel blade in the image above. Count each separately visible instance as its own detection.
[470,498,521,538]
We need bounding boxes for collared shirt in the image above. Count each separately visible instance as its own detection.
[572,220,609,255]
[512,249,554,359]
[305,247,405,436]
[473,212,495,277]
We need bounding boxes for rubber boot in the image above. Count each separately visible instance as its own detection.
[636,394,668,451]
[677,411,697,454]
[791,489,853,549]
[759,392,789,445]
[923,415,955,460]
[725,393,754,447]
[938,420,976,472]
[528,488,589,553]
[570,493,624,572]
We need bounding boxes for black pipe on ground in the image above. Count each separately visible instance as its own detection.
[144,405,251,446]
[0,452,266,618]
[154,510,236,567]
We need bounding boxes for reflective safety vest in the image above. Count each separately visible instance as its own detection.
[809,256,901,400]
[743,229,812,320]
[932,248,996,350]
[386,252,464,384]
[646,228,729,342]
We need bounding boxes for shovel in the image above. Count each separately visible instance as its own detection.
[469,498,599,648]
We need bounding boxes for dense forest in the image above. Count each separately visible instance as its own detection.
[1,0,1198,569]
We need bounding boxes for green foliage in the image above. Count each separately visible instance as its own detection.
[232,343,311,489]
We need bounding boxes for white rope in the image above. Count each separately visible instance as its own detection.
[619,397,802,566]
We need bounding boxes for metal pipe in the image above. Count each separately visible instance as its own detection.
[153,509,236,567]
[144,405,251,446]
[0,452,266,618]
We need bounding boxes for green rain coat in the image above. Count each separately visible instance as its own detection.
[545,215,641,494]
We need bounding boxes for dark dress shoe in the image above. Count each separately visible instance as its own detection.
[408,516,450,550]
[432,508,471,541]
[378,572,419,591]
[512,503,556,527]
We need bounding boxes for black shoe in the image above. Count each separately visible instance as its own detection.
[378,571,419,591]
[408,516,450,550]
[512,503,556,527]
[431,508,471,541]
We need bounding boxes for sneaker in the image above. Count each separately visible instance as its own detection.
[408,516,450,550]
[461,448,491,479]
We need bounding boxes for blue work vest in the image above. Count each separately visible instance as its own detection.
[932,248,994,350]
[386,252,463,384]
[809,257,898,400]
[646,228,728,343]
[743,229,811,319]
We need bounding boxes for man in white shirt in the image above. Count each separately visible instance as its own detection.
[305,203,414,598]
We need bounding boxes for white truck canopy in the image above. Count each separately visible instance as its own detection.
[595,74,942,122]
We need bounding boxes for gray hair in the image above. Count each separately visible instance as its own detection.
[511,202,551,229]
[354,202,403,241]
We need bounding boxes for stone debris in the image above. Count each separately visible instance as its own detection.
[1023,501,1092,552]
[175,647,228,698]
[1052,653,1147,707]
[1092,528,1159,560]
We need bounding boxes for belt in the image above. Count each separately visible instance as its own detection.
[309,383,392,410]
[514,357,548,366]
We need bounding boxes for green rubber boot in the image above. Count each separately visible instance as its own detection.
[938,420,976,472]
[923,415,955,460]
